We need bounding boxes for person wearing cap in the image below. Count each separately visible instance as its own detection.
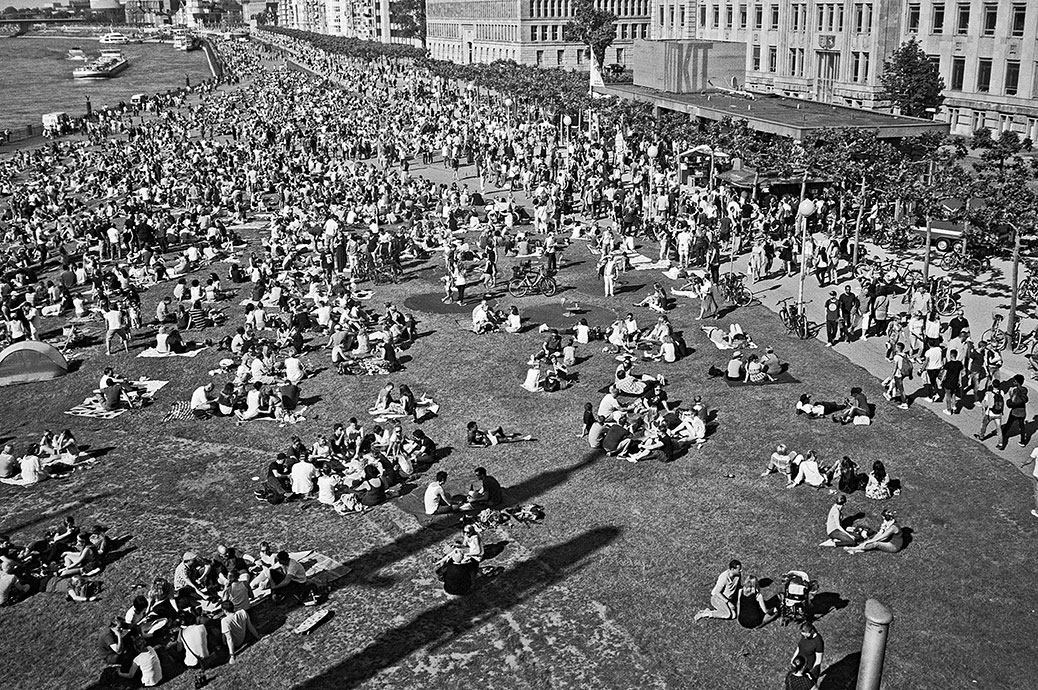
[173,551,209,600]
[725,352,744,380]
[844,510,904,554]
[824,291,840,347]
[759,345,781,375]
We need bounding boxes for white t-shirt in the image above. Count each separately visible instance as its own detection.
[189,386,210,411]
[221,609,250,648]
[104,309,123,330]
[597,393,622,419]
[291,461,317,494]
[134,647,163,687]
[826,504,843,534]
[424,481,448,514]
[180,623,209,667]
[923,346,944,370]
[1031,447,1038,479]
[316,474,338,505]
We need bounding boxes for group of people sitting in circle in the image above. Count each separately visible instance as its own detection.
[0,516,111,606]
[761,445,898,499]
[254,412,441,514]
[0,429,86,485]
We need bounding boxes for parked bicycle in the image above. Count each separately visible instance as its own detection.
[778,297,811,339]
[718,272,753,307]
[508,264,557,297]
[354,259,403,285]
[940,251,991,273]
[1019,275,1038,305]
[981,313,1010,352]
[1011,321,1038,356]
[931,277,959,316]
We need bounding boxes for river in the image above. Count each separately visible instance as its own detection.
[0,35,213,131]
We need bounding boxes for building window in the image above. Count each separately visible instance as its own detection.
[536,49,544,66]
[541,25,548,40]
[956,3,970,34]
[1005,60,1021,95]
[1011,4,1026,37]
[835,5,844,31]
[788,47,797,75]
[977,58,992,92]
[551,24,559,41]
[620,23,628,39]
[616,47,625,64]
[951,56,965,89]
[700,5,707,28]
[768,45,777,72]
[576,48,583,64]
[771,5,779,29]
[907,3,920,32]
[754,5,763,29]
[932,3,945,33]
[713,6,720,28]
[982,4,997,36]
[740,4,748,29]
[853,3,871,33]
[753,44,761,70]
[557,49,564,65]
[642,23,648,38]
[531,26,537,41]
[817,4,824,31]
[726,5,734,28]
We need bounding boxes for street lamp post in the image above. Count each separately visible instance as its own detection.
[796,170,814,315]
[1007,221,1022,342]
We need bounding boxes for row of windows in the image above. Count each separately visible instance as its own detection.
[750,46,869,83]
[528,0,647,19]
[908,3,1027,38]
[949,110,1038,139]
[669,4,874,34]
[530,22,647,41]
[427,22,461,39]
[534,46,627,66]
[475,24,519,42]
[948,56,1029,96]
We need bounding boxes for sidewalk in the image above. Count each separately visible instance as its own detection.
[722,240,1038,479]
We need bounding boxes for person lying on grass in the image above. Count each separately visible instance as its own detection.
[466,421,532,447]
[634,283,668,313]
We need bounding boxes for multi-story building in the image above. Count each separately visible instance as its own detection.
[427,0,651,69]
[645,1,1038,138]
[325,0,381,39]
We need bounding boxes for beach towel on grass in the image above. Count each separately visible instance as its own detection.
[138,347,207,359]
[65,402,127,420]
[701,326,758,350]
[721,371,800,387]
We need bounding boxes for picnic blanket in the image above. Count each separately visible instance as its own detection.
[721,371,800,387]
[368,397,439,422]
[702,326,758,350]
[627,253,670,272]
[138,346,207,359]
[394,491,460,530]
[161,401,193,422]
[294,551,353,587]
[67,380,169,420]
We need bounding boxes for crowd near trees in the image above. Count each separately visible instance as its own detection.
[267,26,1037,334]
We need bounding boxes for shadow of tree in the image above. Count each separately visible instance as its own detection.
[819,651,861,690]
[290,525,622,690]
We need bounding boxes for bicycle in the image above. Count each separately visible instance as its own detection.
[778,297,812,339]
[1019,275,1038,304]
[930,277,959,316]
[1011,321,1038,356]
[719,272,753,307]
[981,313,1010,352]
[508,266,557,297]
[940,251,991,273]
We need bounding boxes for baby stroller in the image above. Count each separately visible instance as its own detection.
[779,570,818,626]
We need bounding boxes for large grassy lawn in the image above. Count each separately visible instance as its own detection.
[1,218,1035,690]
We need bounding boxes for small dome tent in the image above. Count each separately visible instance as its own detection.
[0,341,69,386]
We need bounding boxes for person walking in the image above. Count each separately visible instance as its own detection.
[998,375,1030,450]
[885,343,911,409]
[941,348,964,415]
[693,559,742,622]
[975,385,1005,441]
[791,622,825,683]
[697,276,718,320]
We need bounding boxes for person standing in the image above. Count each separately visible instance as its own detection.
[941,348,964,415]
[693,559,742,622]
[837,285,860,342]
[791,622,825,682]
[784,656,816,690]
[921,339,945,402]
[1030,446,1038,519]
[823,292,840,347]
[885,342,911,409]
[697,276,718,320]
[998,375,1030,450]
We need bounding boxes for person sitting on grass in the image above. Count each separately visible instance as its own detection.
[832,386,870,424]
[787,451,828,490]
[118,637,163,687]
[743,354,773,384]
[693,559,742,622]
[58,533,100,577]
[646,335,679,363]
[221,599,261,665]
[466,421,532,447]
[794,393,831,418]
[424,471,457,515]
[760,443,796,481]
[725,352,744,380]
[236,382,273,423]
[435,545,479,596]
[865,460,893,500]
[738,575,779,629]
[0,560,30,606]
[190,383,216,419]
[822,495,860,547]
[267,551,308,603]
[634,282,668,313]
[471,298,501,334]
[845,510,904,554]
[460,466,503,510]
[670,408,707,445]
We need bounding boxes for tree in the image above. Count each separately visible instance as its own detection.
[391,0,426,46]
[563,0,616,69]
[879,39,945,119]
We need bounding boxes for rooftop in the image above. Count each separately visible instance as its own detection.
[595,83,949,140]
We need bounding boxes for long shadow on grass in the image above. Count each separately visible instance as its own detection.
[0,490,119,535]
[819,651,861,690]
[291,525,620,690]
[349,449,602,588]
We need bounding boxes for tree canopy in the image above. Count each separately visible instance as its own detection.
[562,0,617,68]
[879,39,945,119]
